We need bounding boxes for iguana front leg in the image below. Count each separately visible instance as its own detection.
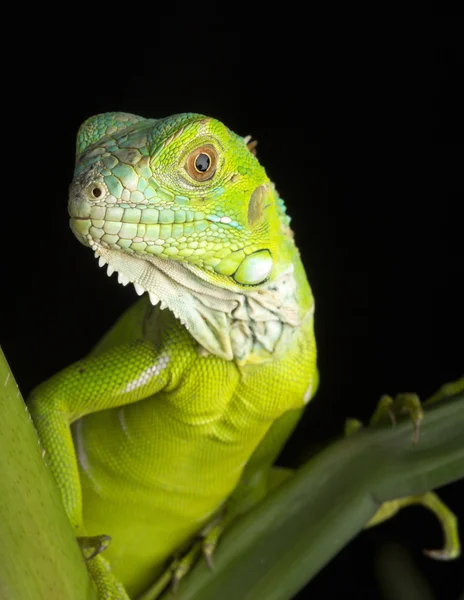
[28,339,174,598]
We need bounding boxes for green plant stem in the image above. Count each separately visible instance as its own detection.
[159,384,464,600]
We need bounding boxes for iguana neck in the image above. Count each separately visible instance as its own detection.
[93,238,310,364]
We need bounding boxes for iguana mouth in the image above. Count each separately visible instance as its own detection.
[68,176,276,288]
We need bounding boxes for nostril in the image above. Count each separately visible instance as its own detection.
[85,182,106,200]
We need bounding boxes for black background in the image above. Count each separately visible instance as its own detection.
[2,12,463,600]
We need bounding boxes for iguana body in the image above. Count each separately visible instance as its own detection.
[29,113,318,598]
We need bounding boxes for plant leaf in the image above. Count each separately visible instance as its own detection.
[0,346,96,600]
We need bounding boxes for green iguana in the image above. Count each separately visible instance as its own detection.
[28,112,460,599]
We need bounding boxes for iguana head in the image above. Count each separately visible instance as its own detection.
[69,112,286,288]
[68,112,300,361]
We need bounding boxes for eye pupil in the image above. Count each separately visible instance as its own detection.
[195,153,210,173]
[92,187,102,198]
[186,145,217,181]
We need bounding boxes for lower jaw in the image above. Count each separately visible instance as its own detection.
[69,216,273,286]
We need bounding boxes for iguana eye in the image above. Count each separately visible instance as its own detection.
[185,145,217,182]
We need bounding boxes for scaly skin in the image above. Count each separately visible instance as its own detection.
[29,113,318,598]
[28,113,461,599]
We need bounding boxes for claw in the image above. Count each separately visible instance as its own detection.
[361,386,461,561]
[79,534,112,562]
[169,543,202,593]
[370,394,396,426]
[386,402,397,426]
[412,419,421,445]
[423,547,460,561]
[394,393,424,445]
[366,492,460,562]
[203,544,215,571]
[163,513,226,593]
[170,568,183,594]
[201,522,223,571]
[369,393,423,445]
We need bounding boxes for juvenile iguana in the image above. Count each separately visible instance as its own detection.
[28,112,459,599]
